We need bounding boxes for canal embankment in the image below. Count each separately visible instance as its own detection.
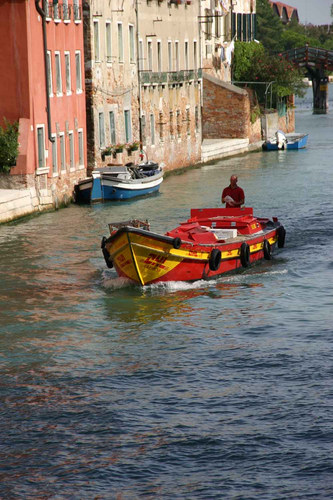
[0,138,263,224]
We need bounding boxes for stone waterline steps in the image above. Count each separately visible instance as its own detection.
[0,188,38,224]
[201,138,250,163]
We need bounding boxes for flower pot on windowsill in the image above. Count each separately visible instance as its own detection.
[101,147,112,161]
[114,147,123,153]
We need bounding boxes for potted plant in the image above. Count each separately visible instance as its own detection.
[101,146,113,161]
[130,141,140,151]
[114,143,124,153]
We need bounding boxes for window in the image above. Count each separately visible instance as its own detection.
[63,0,69,21]
[168,41,172,72]
[237,13,242,40]
[65,52,71,94]
[215,12,221,38]
[175,41,179,71]
[195,105,199,133]
[69,131,74,169]
[242,14,247,41]
[205,8,212,40]
[139,39,144,71]
[252,13,256,40]
[99,112,105,148]
[75,51,82,92]
[37,126,45,169]
[247,14,252,41]
[124,110,132,143]
[129,25,135,63]
[147,41,152,71]
[159,112,163,142]
[186,108,190,135]
[106,22,112,63]
[193,41,197,70]
[118,23,123,62]
[59,133,66,171]
[176,110,181,138]
[94,21,100,61]
[47,51,53,96]
[232,12,236,39]
[150,113,155,146]
[109,111,116,144]
[184,41,189,71]
[141,115,146,145]
[157,41,162,73]
[169,110,174,139]
[51,134,57,174]
[45,0,50,18]
[55,52,62,95]
[73,0,80,21]
[78,130,84,166]
[54,1,60,21]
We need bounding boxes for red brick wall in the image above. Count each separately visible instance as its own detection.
[202,74,250,139]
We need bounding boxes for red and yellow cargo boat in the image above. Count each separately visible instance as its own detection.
[101,207,286,286]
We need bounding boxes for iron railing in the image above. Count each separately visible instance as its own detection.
[45,2,82,22]
[140,69,202,85]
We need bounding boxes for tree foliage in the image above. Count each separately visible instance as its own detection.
[238,0,332,109]
[256,0,284,52]
[0,119,19,173]
[232,41,306,107]
[257,0,333,53]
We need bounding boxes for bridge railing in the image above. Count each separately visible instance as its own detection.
[282,45,333,71]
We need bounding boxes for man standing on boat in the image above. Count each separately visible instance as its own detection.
[222,175,245,208]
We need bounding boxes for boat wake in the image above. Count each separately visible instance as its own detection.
[102,266,288,294]
[102,275,135,290]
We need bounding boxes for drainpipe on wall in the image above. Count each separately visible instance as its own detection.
[35,0,55,143]
[198,0,203,136]
[135,0,143,150]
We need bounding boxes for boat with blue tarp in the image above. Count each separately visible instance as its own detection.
[74,162,163,203]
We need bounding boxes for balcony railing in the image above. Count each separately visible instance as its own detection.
[45,2,82,22]
[140,69,202,85]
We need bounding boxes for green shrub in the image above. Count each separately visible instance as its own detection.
[0,118,19,173]
[232,41,306,108]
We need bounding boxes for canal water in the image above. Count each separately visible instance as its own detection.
[1,88,333,499]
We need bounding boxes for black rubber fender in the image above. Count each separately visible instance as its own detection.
[240,242,250,267]
[277,225,286,248]
[263,239,272,260]
[173,237,182,249]
[209,248,221,271]
[101,236,113,269]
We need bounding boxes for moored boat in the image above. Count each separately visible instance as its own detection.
[262,131,308,151]
[101,207,286,286]
[74,161,163,203]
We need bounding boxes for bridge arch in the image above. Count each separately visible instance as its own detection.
[282,45,333,114]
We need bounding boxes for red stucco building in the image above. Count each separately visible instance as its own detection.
[0,0,87,206]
